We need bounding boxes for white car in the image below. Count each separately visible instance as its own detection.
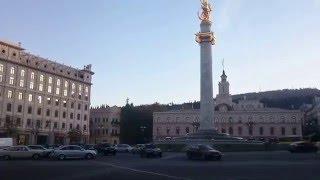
[0,146,44,160]
[115,144,133,153]
[50,145,97,160]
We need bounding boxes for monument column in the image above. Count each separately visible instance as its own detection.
[196,0,215,131]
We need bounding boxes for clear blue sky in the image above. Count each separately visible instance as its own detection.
[1,0,319,106]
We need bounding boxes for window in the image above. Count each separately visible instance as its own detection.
[292,128,297,135]
[31,72,35,79]
[38,96,42,104]
[83,125,87,131]
[46,109,50,116]
[0,64,3,72]
[64,81,68,88]
[238,126,242,135]
[16,118,21,126]
[10,67,15,74]
[27,119,31,127]
[48,77,52,84]
[45,121,50,128]
[28,106,32,114]
[63,101,67,107]
[57,79,60,86]
[7,103,12,112]
[71,102,74,108]
[78,103,81,110]
[48,85,52,93]
[71,83,75,94]
[20,70,25,77]
[0,75,2,82]
[36,120,41,128]
[85,105,88,111]
[40,75,44,82]
[76,124,80,130]
[270,127,274,135]
[62,123,65,129]
[77,114,80,120]
[19,80,24,87]
[37,108,42,115]
[18,92,23,100]
[54,122,58,129]
[281,127,285,136]
[47,98,51,104]
[63,112,66,118]
[30,82,34,89]
[175,127,180,135]
[9,77,14,85]
[17,105,22,113]
[8,90,12,98]
[55,110,59,117]
[78,85,82,94]
[63,89,67,96]
[28,94,33,102]
[55,99,59,106]
[39,84,43,91]
[259,127,264,135]
[69,124,73,129]
[229,127,233,135]
[70,113,74,119]
[56,87,60,95]
[84,115,87,121]
[249,126,253,135]
[186,127,190,133]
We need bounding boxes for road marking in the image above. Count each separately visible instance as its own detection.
[91,161,191,180]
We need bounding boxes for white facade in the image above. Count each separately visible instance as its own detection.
[89,106,121,145]
[0,40,94,145]
[153,71,303,140]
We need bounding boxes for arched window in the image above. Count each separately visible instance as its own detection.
[238,126,242,135]
[259,127,264,135]
[55,110,59,117]
[6,103,12,112]
[229,127,233,135]
[186,127,190,134]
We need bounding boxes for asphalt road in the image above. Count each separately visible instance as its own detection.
[1,151,320,180]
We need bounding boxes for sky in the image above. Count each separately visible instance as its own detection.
[1,0,319,107]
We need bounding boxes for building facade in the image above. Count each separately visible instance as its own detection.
[153,71,303,140]
[0,40,94,145]
[89,106,121,144]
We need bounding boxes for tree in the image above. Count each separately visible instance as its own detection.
[68,129,83,144]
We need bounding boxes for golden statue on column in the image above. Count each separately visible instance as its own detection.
[198,0,213,22]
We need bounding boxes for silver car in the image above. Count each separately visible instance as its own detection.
[115,144,133,153]
[28,145,53,157]
[50,145,97,160]
[0,145,43,160]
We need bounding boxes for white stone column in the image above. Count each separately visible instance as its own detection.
[197,21,215,131]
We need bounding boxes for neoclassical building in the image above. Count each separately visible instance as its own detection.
[89,106,121,144]
[153,71,303,140]
[0,40,94,145]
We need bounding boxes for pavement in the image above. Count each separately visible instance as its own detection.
[1,151,320,180]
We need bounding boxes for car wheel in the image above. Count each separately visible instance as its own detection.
[32,154,40,160]
[3,155,10,160]
[86,153,93,160]
[58,154,66,160]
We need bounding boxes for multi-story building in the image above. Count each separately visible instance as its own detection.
[89,106,121,144]
[153,70,304,140]
[0,40,94,145]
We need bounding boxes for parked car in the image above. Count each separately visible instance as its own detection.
[0,145,44,160]
[132,144,145,154]
[288,141,318,153]
[50,145,97,160]
[44,144,62,150]
[186,145,222,161]
[140,144,162,158]
[115,144,133,153]
[94,143,116,156]
[27,145,53,157]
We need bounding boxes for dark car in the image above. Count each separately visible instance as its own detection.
[186,145,222,161]
[288,141,318,153]
[132,144,145,154]
[140,144,162,158]
[94,143,116,156]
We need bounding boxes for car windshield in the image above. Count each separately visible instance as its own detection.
[199,145,214,150]
[29,146,45,150]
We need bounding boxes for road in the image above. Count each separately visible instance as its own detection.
[1,151,320,180]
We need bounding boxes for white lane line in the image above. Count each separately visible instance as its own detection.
[91,161,191,180]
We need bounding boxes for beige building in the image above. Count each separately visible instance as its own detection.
[89,106,121,144]
[153,71,303,140]
[0,40,94,145]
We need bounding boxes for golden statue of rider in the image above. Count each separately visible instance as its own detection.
[198,0,212,22]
